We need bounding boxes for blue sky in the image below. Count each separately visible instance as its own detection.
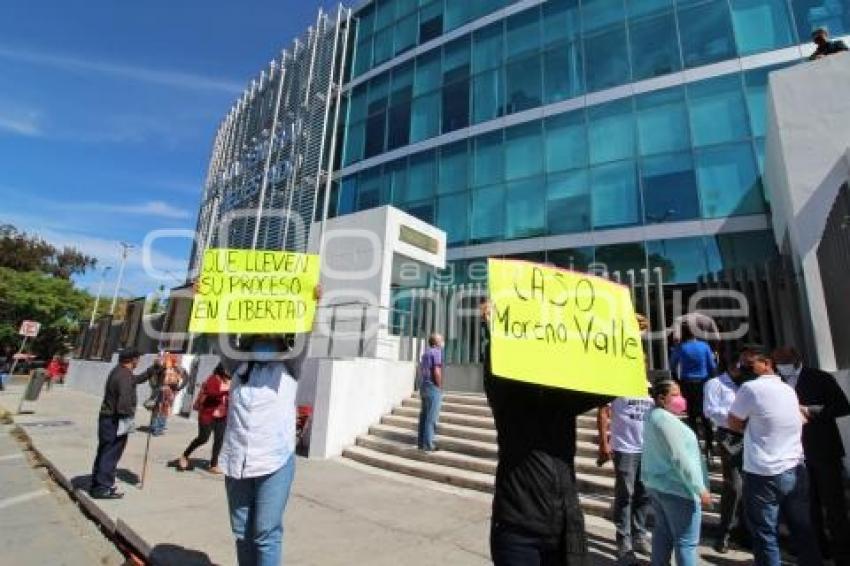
[0,0,336,298]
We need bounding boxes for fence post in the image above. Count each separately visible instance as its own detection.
[328,306,337,358]
[359,303,368,357]
[654,267,669,370]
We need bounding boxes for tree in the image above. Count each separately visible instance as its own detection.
[0,224,96,279]
[0,267,93,359]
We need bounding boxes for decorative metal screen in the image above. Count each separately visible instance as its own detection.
[189,5,352,275]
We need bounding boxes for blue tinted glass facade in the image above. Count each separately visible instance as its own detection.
[337,0,845,280]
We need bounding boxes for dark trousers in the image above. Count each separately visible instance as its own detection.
[183,418,226,467]
[717,434,745,538]
[680,379,713,454]
[91,415,128,493]
[808,459,850,563]
[613,451,650,547]
[491,523,563,566]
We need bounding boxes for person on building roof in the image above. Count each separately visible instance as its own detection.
[809,28,848,60]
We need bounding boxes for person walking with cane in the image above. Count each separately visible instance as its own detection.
[89,349,160,499]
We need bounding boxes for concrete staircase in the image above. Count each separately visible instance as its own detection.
[343,392,722,522]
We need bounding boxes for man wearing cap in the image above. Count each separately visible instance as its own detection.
[90,349,160,499]
[809,27,848,60]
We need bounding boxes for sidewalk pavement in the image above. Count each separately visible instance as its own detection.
[0,421,124,565]
[0,384,754,565]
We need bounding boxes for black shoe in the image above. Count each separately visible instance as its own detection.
[713,535,730,554]
[633,537,651,556]
[89,488,124,500]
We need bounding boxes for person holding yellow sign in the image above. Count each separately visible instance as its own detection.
[483,259,648,565]
[189,248,322,566]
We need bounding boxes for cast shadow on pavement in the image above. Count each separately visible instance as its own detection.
[70,468,140,490]
[149,544,215,566]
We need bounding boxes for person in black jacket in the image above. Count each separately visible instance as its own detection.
[481,300,612,565]
[90,349,160,499]
[774,346,850,563]
[809,27,849,60]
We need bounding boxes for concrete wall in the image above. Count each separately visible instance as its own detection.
[443,364,484,393]
[764,53,850,370]
[307,358,416,458]
[307,205,446,359]
[65,354,215,417]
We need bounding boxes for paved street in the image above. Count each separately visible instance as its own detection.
[0,418,124,565]
[0,383,758,565]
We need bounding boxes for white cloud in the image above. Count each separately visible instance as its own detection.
[0,44,244,94]
[0,189,193,221]
[90,200,192,220]
[38,227,189,297]
[0,104,43,137]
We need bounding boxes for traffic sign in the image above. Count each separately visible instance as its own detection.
[19,320,40,337]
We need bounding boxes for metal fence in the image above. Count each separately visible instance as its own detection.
[817,182,850,368]
[401,261,803,370]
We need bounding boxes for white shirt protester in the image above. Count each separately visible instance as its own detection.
[219,361,297,479]
[609,396,653,454]
[728,374,804,476]
[703,372,739,430]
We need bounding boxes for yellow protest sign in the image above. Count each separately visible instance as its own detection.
[189,248,320,334]
[487,258,646,397]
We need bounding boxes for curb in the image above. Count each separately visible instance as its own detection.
[1,403,149,564]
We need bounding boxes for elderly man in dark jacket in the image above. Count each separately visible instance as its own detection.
[89,349,160,499]
[481,301,612,565]
[774,346,850,563]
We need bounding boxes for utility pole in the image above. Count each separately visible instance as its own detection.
[89,266,112,327]
[110,242,134,315]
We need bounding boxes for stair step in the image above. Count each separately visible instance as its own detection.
[397,406,496,430]
[356,435,497,475]
[343,445,495,493]
[414,392,491,407]
[370,423,498,459]
[401,398,598,429]
[384,413,598,444]
[382,414,497,444]
[342,444,720,524]
[402,398,492,417]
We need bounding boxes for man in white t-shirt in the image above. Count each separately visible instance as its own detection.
[728,351,822,566]
[598,394,653,562]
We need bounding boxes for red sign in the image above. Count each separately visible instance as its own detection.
[19,320,41,337]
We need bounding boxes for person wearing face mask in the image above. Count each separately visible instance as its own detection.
[728,351,822,566]
[703,350,756,553]
[773,346,850,564]
[641,380,711,566]
[218,285,320,566]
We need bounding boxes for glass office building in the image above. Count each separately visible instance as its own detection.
[333,0,850,285]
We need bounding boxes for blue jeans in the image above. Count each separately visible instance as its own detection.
[744,465,822,566]
[613,452,650,548]
[225,455,296,566]
[151,414,167,435]
[417,381,442,450]
[648,489,701,566]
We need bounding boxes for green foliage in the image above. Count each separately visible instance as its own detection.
[0,267,94,359]
[0,224,97,279]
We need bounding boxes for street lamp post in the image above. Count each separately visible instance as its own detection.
[89,266,113,327]
[110,242,134,315]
